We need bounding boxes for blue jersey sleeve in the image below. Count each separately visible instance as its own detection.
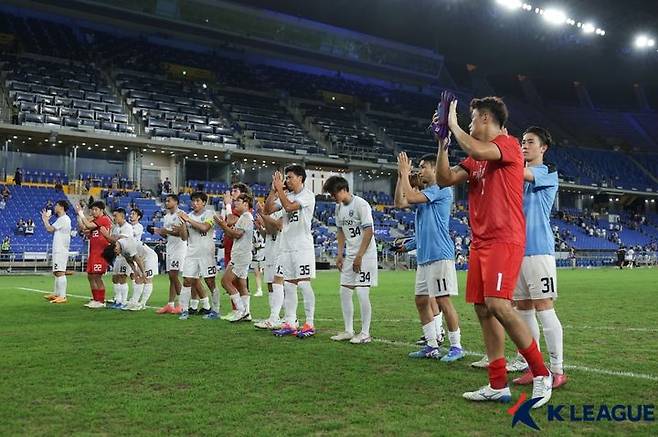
[530,165,558,190]
[422,185,451,203]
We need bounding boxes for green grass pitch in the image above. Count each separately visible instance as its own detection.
[1,268,656,436]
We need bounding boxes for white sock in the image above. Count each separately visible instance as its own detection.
[123,283,131,304]
[55,276,67,298]
[298,281,315,326]
[211,288,220,313]
[140,283,153,305]
[190,299,199,310]
[230,293,245,313]
[356,287,371,336]
[447,328,462,349]
[180,286,191,311]
[168,301,175,307]
[113,282,121,303]
[537,308,564,374]
[200,297,210,310]
[283,281,298,324]
[340,286,354,333]
[433,312,444,338]
[422,321,438,348]
[241,295,250,314]
[131,283,144,304]
[517,308,541,350]
[270,283,284,321]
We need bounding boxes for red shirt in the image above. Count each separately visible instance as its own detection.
[458,134,525,249]
[89,215,112,254]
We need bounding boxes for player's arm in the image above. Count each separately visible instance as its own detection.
[264,174,282,214]
[74,204,98,230]
[447,101,502,161]
[524,168,534,182]
[126,255,145,279]
[260,213,282,234]
[41,210,55,233]
[435,135,469,187]
[214,214,244,239]
[394,172,408,208]
[355,226,374,259]
[336,228,345,271]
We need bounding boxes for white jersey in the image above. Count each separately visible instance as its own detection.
[336,195,377,258]
[163,209,186,253]
[111,222,133,240]
[263,210,283,264]
[186,209,215,259]
[51,214,71,254]
[276,188,315,252]
[118,237,157,260]
[132,222,144,242]
[231,211,254,265]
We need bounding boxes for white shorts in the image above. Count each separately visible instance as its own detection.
[264,263,276,283]
[113,256,132,276]
[166,249,186,272]
[52,252,68,272]
[230,260,250,279]
[143,252,159,280]
[276,249,316,281]
[415,260,458,297]
[182,255,217,279]
[251,260,265,271]
[340,256,378,287]
[514,255,558,300]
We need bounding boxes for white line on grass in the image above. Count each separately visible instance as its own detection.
[16,287,658,382]
[315,318,658,333]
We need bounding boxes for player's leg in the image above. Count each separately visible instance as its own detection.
[87,273,107,308]
[178,258,201,320]
[295,250,316,338]
[222,266,246,321]
[273,257,300,336]
[433,260,463,362]
[350,256,377,344]
[253,262,263,297]
[136,254,158,309]
[409,265,440,358]
[202,270,221,320]
[50,253,68,303]
[332,257,355,341]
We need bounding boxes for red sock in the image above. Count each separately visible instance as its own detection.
[519,339,549,377]
[488,357,508,389]
[91,289,99,302]
[97,288,106,303]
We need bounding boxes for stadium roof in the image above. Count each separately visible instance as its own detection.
[234,0,658,84]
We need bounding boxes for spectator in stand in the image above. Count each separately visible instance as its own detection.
[163,177,172,194]
[14,168,22,186]
[54,179,63,191]
[157,180,163,196]
[16,219,26,235]
[1,186,10,201]
[25,219,35,236]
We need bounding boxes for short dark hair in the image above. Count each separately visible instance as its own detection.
[523,126,553,149]
[56,200,69,212]
[90,201,106,210]
[237,193,253,208]
[131,208,143,220]
[113,207,126,216]
[419,154,436,168]
[231,182,250,194]
[322,176,349,195]
[470,96,508,128]
[101,242,117,265]
[166,194,179,203]
[190,191,208,203]
[285,164,307,183]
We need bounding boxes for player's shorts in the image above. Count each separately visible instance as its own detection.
[513,254,558,301]
[466,243,524,304]
[251,260,265,271]
[52,252,68,273]
[166,249,186,272]
[415,259,458,297]
[276,249,316,281]
[264,263,277,283]
[143,252,159,280]
[252,250,265,263]
[229,260,250,279]
[87,253,109,275]
[182,255,217,278]
[340,256,378,287]
[112,256,132,276]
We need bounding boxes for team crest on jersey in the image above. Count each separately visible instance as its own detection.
[349,210,354,217]
[473,162,487,182]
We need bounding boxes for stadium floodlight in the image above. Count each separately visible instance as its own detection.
[543,8,567,25]
[634,34,655,48]
[582,22,595,34]
[496,0,522,10]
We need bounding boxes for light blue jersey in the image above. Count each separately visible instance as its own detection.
[415,184,454,265]
[524,164,559,256]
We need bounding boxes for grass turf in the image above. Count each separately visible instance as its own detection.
[0,268,657,436]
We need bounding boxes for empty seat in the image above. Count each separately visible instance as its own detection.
[96,112,112,122]
[90,102,106,112]
[113,114,128,124]
[179,132,200,141]
[44,115,61,125]
[63,117,79,127]
[106,103,123,113]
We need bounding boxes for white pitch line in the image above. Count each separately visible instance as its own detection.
[15,287,658,382]
[315,318,658,333]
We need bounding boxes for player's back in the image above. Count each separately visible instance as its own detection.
[415,184,454,265]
